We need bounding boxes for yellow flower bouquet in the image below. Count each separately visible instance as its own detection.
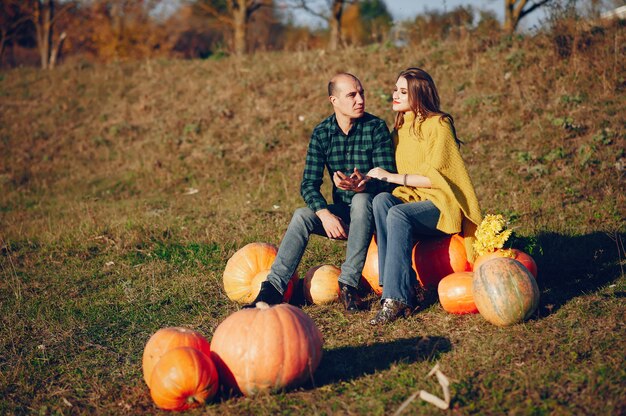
[472,214,513,257]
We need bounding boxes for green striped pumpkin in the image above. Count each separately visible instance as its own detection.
[473,257,540,326]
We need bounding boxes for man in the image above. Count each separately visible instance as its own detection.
[246,73,396,311]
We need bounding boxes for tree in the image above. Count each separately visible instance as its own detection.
[504,0,552,34]
[83,0,178,61]
[10,0,75,69]
[193,0,272,55]
[342,0,392,45]
[284,0,352,51]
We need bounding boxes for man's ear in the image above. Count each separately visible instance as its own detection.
[329,95,336,106]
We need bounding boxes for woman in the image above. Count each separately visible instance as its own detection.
[365,67,482,325]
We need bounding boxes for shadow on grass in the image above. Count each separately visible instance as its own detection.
[311,335,451,388]
[213,336,451,401]
[512,231,625,315]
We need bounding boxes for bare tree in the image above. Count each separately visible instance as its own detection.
[194,0,271,55]
[504,0,552,34]
[283,0,353,51]
[3,0,74,69]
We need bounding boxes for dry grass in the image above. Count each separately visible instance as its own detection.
[1,18,625,415]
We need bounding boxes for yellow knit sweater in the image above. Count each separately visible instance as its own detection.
[391,112,483,260]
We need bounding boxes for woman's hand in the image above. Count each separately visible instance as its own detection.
[366,167,391,181]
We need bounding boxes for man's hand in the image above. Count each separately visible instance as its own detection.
[334,168,369,192]
[316,209,348,240]
[333,171,356,191]
[349,168,367,192]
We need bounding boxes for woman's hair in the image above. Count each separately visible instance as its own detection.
[394,67,461,146]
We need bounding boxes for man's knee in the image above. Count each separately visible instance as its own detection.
[350,193,373,218]
[290,207,317,229]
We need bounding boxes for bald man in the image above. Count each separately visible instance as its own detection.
[245,73,396,312]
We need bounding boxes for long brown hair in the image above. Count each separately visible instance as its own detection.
[394,67,461,146]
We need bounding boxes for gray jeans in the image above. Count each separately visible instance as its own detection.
[266,193,374,294]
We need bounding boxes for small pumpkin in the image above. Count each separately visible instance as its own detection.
[142,327,211,387]
[413,234,470,289]
[473,249,538,279]
[303,265,341,305]
[223,242,297,304]
[210,302,323,396]
[473,257,540,327]
[149,347,219,411]
[361,236,383,296]
[438,271,478,314]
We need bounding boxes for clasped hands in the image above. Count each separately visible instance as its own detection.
[333,167,391,192]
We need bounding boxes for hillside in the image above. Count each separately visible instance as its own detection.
[0,21,625,415]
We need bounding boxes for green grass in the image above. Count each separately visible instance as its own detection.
[1,20,625,415]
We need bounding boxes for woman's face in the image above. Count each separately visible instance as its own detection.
[392,76,411,113]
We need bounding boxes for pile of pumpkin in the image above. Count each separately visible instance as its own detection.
[142,303,323,411]
[223,236,539,327]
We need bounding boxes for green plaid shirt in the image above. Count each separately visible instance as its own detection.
[301,112,396,212]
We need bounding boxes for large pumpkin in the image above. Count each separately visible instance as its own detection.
[412,234,470,289]
[142,327,212,386]
[149,347,219,411]
[223,242,297,304]
[210,302,323,396]
[473,249,538,279]
[473,257,540,326]
[437,271,478,314]
[361,236,383,296]
[303,265,341,305]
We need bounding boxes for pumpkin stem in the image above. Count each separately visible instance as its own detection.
[256,301,270,310]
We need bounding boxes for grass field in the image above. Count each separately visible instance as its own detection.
[1,20,625,415]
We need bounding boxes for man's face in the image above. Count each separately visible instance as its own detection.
[330,77,365,119]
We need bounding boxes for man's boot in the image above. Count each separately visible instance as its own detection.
[243,281,283,308]
[339,282,364,312]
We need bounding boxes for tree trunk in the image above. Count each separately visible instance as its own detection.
[232,3,247,56]
[504,0,524,34]
[34,0,54,69]
[328,0,344,51]
[49,31,66,69]
[0,30,6,66]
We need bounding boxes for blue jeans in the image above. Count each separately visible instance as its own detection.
[373,193,446,308]
[267,193,374,294]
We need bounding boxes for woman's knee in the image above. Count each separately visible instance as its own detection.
[386,204,412,227]
[373,192,396,215]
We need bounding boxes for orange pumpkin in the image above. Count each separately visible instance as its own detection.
[223,242,297,304]
[413,234,470,289]
[210,302,323,396]
[149,347,219,411]
[473,257,540,327]
[303,265,341,305]
[473,249,538,279]
[142,327,211,386]
[437,271,478,314]
[361,236,383,296]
